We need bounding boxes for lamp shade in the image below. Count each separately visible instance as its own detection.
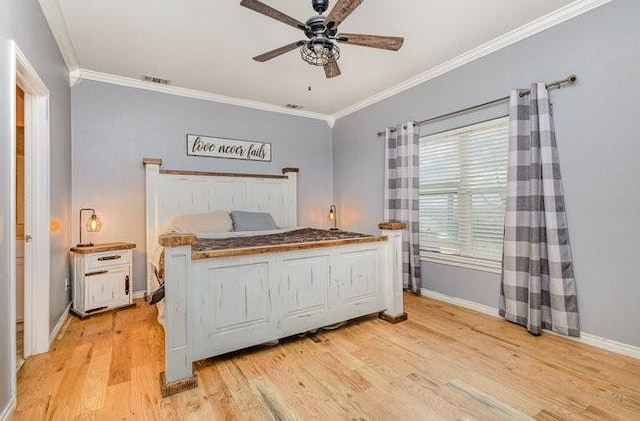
[86,213,101,232]
[78,207,101,247]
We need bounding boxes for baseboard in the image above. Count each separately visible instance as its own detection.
[0,394,16,421]
[419,288,640,360]
[49,302,71,345]
[419,288,499,318]
[559,331,640,359]
[133,290,146,300]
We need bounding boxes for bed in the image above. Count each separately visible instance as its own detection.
[143,158,406,396]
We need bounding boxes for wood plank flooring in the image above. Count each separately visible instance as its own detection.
[13,294,640,420]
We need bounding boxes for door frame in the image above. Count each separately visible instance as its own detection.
[9,40,51,392]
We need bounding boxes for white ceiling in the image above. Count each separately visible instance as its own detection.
[48,0,583,117]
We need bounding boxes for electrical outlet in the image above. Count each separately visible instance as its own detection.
[64,278,70,290]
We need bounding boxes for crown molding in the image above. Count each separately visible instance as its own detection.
[45,0,609,125]
[75,69,335,125]
[38,0,79,71]
[332,0,613,120]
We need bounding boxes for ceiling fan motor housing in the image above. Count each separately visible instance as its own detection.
[304,15,336,39]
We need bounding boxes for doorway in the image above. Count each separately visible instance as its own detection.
[15,85,25,371]
[10,41,51,399]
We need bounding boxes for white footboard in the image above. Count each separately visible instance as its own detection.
[159,226,405,391]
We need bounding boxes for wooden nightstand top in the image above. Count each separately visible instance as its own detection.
[70,242,136,254]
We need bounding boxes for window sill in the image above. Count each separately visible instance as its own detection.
[420,253,501,274]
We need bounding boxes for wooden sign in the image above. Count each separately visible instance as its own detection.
[186,134,271,162]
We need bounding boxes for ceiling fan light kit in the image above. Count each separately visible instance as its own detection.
[240,0,404,78]
[301,38,339,66]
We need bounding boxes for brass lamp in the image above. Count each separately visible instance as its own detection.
[77,208,101,247]
[328,205,338,231]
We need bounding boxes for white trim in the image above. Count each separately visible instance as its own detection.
[0,395,16,421]
[15,44,51,358]
[75,69,335,125]
[332,0,613,120]
[49,303,71,345]
[419,288,640,360]
[421,254,502,274]
[69,69,81,87]
[419,288,499,318]
[133,290,146,300]
[37,0,80,71]
[10,43,52,415]
[562,332,640,360]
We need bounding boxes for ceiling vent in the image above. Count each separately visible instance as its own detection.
[284,104,304,109]
[142,75,171,85]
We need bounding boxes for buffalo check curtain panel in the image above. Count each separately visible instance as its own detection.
[499,82,580,337]
[384,122,422,293]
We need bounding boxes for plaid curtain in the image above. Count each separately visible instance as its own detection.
[384,122,421,293]
[499,83,580,337]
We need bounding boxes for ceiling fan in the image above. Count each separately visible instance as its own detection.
[240,0,404,78]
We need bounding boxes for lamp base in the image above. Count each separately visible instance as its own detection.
[329,228,340,231]
[76,242,94,247]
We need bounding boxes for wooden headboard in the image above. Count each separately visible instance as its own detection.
[143,158,298,292]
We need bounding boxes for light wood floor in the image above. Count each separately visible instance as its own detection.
[14,294,640,420]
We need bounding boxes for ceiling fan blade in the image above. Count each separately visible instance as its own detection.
[324,61,341,78]
[240,0,306,30]
[326,0,363,28]
[253,41,305,62]
[337,33,404,51]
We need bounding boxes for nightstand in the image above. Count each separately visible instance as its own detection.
[70,242,136,318]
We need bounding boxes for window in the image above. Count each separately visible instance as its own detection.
[419,117,508,271]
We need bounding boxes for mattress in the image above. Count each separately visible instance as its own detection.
[191,228,386,259]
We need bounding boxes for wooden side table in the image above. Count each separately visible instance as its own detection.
[70,242,136,318]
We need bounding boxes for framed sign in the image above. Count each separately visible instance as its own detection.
[186,134,271,162]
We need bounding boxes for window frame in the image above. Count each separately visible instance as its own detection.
[418,116,508,273]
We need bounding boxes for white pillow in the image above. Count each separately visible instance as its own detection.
[168,211,232,233]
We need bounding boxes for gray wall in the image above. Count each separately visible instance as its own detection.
[0,1,11,413]
[0,0,72,414]
[71,80,334,293]
[333,0,640,347]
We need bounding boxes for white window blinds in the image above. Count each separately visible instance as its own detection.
[419,117,508,268]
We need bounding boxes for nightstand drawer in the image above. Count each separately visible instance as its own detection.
[86,249,132,270]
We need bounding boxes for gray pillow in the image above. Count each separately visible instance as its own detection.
[230,211,279,231]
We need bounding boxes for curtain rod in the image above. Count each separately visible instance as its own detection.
[377,74,577,137]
